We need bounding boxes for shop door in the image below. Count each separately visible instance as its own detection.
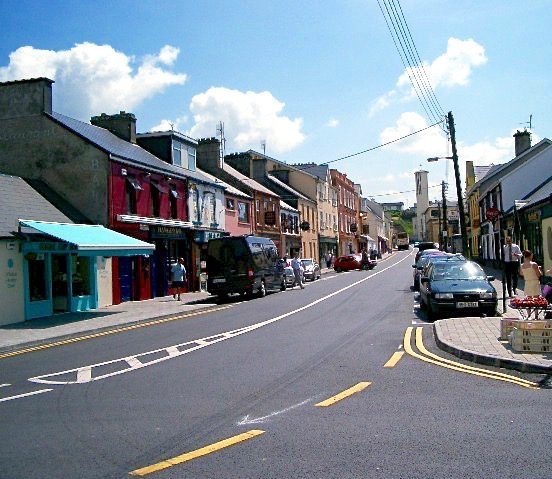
[119,257,133,302]
[51,255,69,313]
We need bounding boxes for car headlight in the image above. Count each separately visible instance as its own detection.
[435,293,454,299]
[480,292,496,299]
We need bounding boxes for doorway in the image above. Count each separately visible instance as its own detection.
[51,255,69,313]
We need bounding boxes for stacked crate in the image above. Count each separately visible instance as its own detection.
[507,320,552,352]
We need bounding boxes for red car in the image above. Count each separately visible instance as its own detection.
[334,254,376,272]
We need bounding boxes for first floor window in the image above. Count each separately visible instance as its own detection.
[238,201,250,223]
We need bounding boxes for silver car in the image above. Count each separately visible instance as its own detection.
[301,258,321,281]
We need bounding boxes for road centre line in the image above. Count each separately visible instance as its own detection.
[315,382,371,407]
[383,351,405,368]
[403,327,538,389]
[129,429,265,476]
[28,253,413,386]
[0,305,233,360]
[0,383,10,388]
[0,388,53,403]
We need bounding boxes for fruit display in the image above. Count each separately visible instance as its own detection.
[510,296,548,309]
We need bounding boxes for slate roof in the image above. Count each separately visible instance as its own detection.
[222,163,277,196]
[48,112,217,185]
[196,168,252,199]
[473,164,494,182]
[293,163,329,180]
[0,174,73,238]
[516,176,552,211]
[267,174,312,202]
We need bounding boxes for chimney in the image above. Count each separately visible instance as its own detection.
[0,77,53,120]
[90,111,137,143]
[196,137,223,171]
[513,130,531,157]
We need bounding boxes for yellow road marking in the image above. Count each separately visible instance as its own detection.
[0,305,232,360]
[383,351,405,368]
[402,327,538,389]
[315,381,371,407]
[129,429,265,476]
[413,327,538,388]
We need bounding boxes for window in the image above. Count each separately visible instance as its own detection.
[125,176,141,214]
[169,186,178,219]
[202,192,216,225]
[71,256,90,296]
[172,141,196,170]
[151,185,161,217]
[28,257,47,301]
[189,185,200,222]
[226,198,235,210]
[238,201,249,223]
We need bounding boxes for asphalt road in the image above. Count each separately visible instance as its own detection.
[1,250,550,479]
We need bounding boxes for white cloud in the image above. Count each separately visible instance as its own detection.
[187,87,305,154]
[326,118,339,128]
[0,42,187,120]
[150,115,189,132]
[380,112,449,155]
[369,37,487,116]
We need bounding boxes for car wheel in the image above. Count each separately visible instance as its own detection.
[426,299,437,321]
[258,280,266,298]
[281,280,287,292]
[335,267,341,273]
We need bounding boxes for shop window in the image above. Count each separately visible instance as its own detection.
[28,257,47,302]
[71,256,90,296]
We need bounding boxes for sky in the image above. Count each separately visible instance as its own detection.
[1,0,550,207]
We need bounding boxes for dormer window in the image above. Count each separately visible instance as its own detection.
[172,140,197,171]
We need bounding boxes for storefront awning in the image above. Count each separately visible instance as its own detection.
[378,235,389,242]
[20,220,155,257]
[361,235,375,242]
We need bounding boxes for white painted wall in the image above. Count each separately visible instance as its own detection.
[96,257,112,308]
[0,240,25,325]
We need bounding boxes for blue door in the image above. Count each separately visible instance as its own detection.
[119,257,133,302]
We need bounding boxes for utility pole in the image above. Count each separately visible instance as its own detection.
[441,181,447,250]
[448,111,468,256]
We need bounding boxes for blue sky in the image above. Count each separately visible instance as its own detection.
[1,0,550,206]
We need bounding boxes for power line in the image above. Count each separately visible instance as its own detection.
[320,118,444,165]
[369,183,442,198]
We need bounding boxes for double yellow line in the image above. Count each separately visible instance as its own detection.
[403,327,538,389]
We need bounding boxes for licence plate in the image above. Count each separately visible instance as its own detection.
[457,301,478,308]
[213,278,226,284]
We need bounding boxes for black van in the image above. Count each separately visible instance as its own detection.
[207,235,286,298]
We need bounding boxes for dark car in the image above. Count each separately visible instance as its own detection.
[301,258,321,281]
[414,246,441,263]
[419,259,497,320]
[283,266,295,288]
[412,251,448,290]
[207,235,286,298]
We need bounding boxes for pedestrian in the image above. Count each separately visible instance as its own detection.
[361,248,369,270]
[519,250,542,297]
[171,257,187,300]
[502,236,522,297]
[290,253,305,289]
[325,252,332,269]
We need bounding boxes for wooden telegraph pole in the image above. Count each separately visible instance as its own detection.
[448,111,469,257]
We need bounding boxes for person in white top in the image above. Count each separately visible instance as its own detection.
[170,257,187,301]
[290,253,305,289]
[502,236,522,297]
[519,250,542,297]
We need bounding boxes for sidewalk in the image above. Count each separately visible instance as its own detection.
[434,264,552,374]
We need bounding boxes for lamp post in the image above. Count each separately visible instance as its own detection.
[427,112,468,257]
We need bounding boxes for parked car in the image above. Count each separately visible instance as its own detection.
[207,235,286,298]
[301,258,321,281]
[283,266,295,288]
[418,259,497,320]
[414,246,441,263]
[412,251,448,290]
[334,254,361,272]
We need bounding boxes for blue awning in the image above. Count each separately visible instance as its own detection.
[20,220,155,257]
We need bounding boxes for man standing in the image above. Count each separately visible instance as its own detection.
[503,236,522,297]
[290,253,305,289]
[171,257,187,300]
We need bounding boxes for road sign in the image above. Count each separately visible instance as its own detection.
[486,207,501,222]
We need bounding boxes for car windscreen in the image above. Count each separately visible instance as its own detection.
[301,259,313,267]
[207,238,249,275]
[431,262,486,281]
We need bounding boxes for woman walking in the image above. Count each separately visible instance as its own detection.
[519,250,542,297]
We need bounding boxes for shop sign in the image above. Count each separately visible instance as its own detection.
[485,207,501,222]
[527,211,541,223]
[447,210,459,220]
[151,226,187,239]
[194,230,226,243]
[265,211,276,225]
[23,242,77,253]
